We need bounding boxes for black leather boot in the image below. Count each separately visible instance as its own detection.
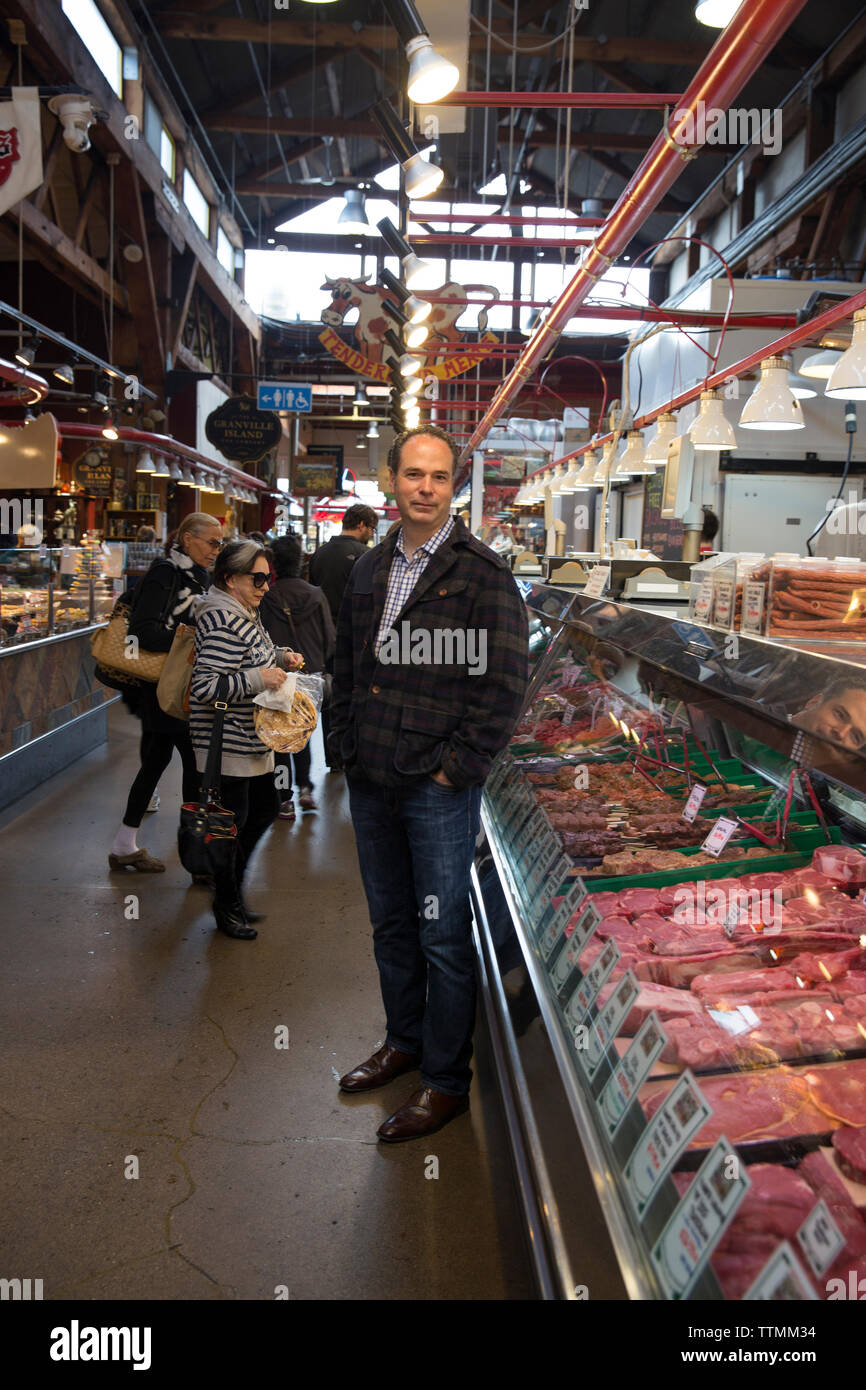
[213,897,258,940]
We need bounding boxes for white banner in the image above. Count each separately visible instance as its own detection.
[0,88,43,218]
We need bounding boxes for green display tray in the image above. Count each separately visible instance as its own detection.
[580,826,842,893]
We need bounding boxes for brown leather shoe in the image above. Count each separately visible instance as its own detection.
[338,1043,420,1094]
[377,1087,469,1143]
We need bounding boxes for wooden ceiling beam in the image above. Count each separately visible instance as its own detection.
[10,198,127,311]
[202,114,380,136]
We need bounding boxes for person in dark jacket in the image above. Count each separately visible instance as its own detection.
[259,534,335,817]
[108,512,222,873]
[310,503,378,772]
[330,425,529,1143]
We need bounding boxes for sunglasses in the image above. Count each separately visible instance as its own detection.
[245,571,269,589]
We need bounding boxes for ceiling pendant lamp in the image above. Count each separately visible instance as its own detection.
[384,329,422,377]
[688,390,737,451]
[366,420,380,440]
[151,454,171,478]
[739,355,804,429]
[615,430,652,476]
[789,373,817,400]
[643,411,678,466]
[593,444,615,485]
[378,219,436,288]
[546,463,567,493]
[14,335,40,367]
[800,347,842,379]
[102,413,119,442]
[53,360,76,386]
[338,189,373,234]
[382,0,459,105]
[694,0,742,26]
[575,449,603,487]
[825,310,866,400]
[136,450,156,474]
[371,102,444,199]
[380,267,432,323]
[557,457,582,492]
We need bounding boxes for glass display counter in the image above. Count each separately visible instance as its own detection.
[0,544,122,647]
[472,586,866,1301]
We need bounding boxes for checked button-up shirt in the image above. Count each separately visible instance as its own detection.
[373,515,455,659]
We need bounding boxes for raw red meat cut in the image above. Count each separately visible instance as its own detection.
[806,1058,866,1126]
[833,1127,866,1184]
[813,845,866,886]
[691,967,796,999]
[618,887,662,916]
[644,1068,835,1146]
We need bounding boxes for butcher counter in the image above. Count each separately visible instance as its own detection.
[472,584,866,1301]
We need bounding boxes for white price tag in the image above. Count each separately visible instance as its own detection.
[713,576,735,627]
[741,581,766,635]
[564,939,620,1021]
[796,1199,846,1279]
[744,1242,818,1301]
[584,564,611,599]
[623,1071,713,1219]
[681,784,707,823]
[651,1137,751,1300]
[693,575,714,622]
[597,1012,667,1138]
[562,702,577,727]
[577,971,639,1079]
[701,816,738,857]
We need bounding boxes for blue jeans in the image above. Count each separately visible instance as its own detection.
[347,773,483,1096]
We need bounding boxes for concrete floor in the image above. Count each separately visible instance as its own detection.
[0,702,535,1301]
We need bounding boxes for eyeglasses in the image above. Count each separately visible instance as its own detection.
[246,571,269,589]
[202,538,222,551]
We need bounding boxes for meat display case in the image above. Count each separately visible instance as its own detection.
[472,584,866,1301]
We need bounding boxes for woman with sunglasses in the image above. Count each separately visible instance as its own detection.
[190,540,304,939]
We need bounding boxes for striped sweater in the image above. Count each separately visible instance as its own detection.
[190,588,290,778]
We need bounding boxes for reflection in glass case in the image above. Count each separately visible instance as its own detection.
[473,585,866,1301]
[0,544,122,647]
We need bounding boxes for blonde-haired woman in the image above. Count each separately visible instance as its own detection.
[109,512,223,873]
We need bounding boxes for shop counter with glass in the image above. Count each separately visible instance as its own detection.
[0,545,121,810]
[472,585,866,1300]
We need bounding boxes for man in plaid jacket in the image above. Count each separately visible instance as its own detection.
[329,424,528,1142]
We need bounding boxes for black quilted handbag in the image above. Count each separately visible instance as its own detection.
[178,675,238,876]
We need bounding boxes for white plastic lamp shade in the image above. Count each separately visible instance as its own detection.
[826,311,866,400]
[694,0,742,25]
[169,460,184,481]
[689,390,737,451]
[512,482,529,505]
[402,150,444,199]
[152,455,172,477]
[136,450,155,473]
[405,35,459,104]
[404,319,428,348]
[789,374,818,399]
[402,251,435,289]
[180,465,196,487]
[338,190,373,234]
[739,356,804,430]
[102,417,119,442]
[574,450,603,488]
[405,293,431,324]
[193,469,207,490]
[356,434,366,450]
[643,412,678,464]
[400,390,418,410]
[399,352,422,377]
[616,430,652,475]
[558,459,583,492]
[403,374,423,396]
[800,347,842,379]
[593,445,616,484]
[366,421,380,439]
[547,463,567,492]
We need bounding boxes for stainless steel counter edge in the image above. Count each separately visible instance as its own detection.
[0,622,107,657]
[480,800,656,1302]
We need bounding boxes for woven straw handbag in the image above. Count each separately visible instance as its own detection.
[90,599,167,685]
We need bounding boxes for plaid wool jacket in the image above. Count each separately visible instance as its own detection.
[327,515,529,790]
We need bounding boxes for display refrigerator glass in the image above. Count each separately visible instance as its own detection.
[0,544,122,646]
[473,585,866,1301]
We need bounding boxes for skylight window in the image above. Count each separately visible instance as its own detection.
[61,0,122,98]
[183,170,210,238]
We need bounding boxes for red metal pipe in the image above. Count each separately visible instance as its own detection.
[419,294,797,327]
[414,234,596,248]
[435,91,684,109]
[0,357,49,404]
[458,0,810,467]
[411,213,605,227]
[522,284,866,478]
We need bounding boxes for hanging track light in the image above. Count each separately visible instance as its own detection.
[14,335,40,367]
[739,355,804,430]
[371,101,444,198]
[382,0,459,104]
[382,298,429,347]
[380,267,432,324]
[378,217,435,289]
[826,309,866,400]
[338,188,373,234]
[384,328,422,377]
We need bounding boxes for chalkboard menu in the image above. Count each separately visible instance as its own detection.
[642,469,683,559]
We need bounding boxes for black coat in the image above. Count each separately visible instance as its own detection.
[308,533,369,622]
[127,553,210,734]
[259,577,335,673]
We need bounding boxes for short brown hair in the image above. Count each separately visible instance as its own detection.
[388,424,459,476]
[342,504,378,531]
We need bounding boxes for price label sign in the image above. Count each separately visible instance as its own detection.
[693,575,714,622]
[744,1242,818,1301]
[584,564,611,599]
[713,576,735,627]
[577,971,640,1079]
[681,784,707,823]
[538,898,573,963]
[651,1137,751,1300]
[597,1012,667,1137]
[623,1071,713,1219]
[562,702,577,727]
[514,808,547,865]
[701,816,739,857]
[741,581,766,636]
[565,939,620,1023]
[548,910,603,994]
[528,849,569,910]
[528,856,572,936]
[796,1199,845,1279]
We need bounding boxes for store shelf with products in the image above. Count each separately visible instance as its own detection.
[472,585,866,1301]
